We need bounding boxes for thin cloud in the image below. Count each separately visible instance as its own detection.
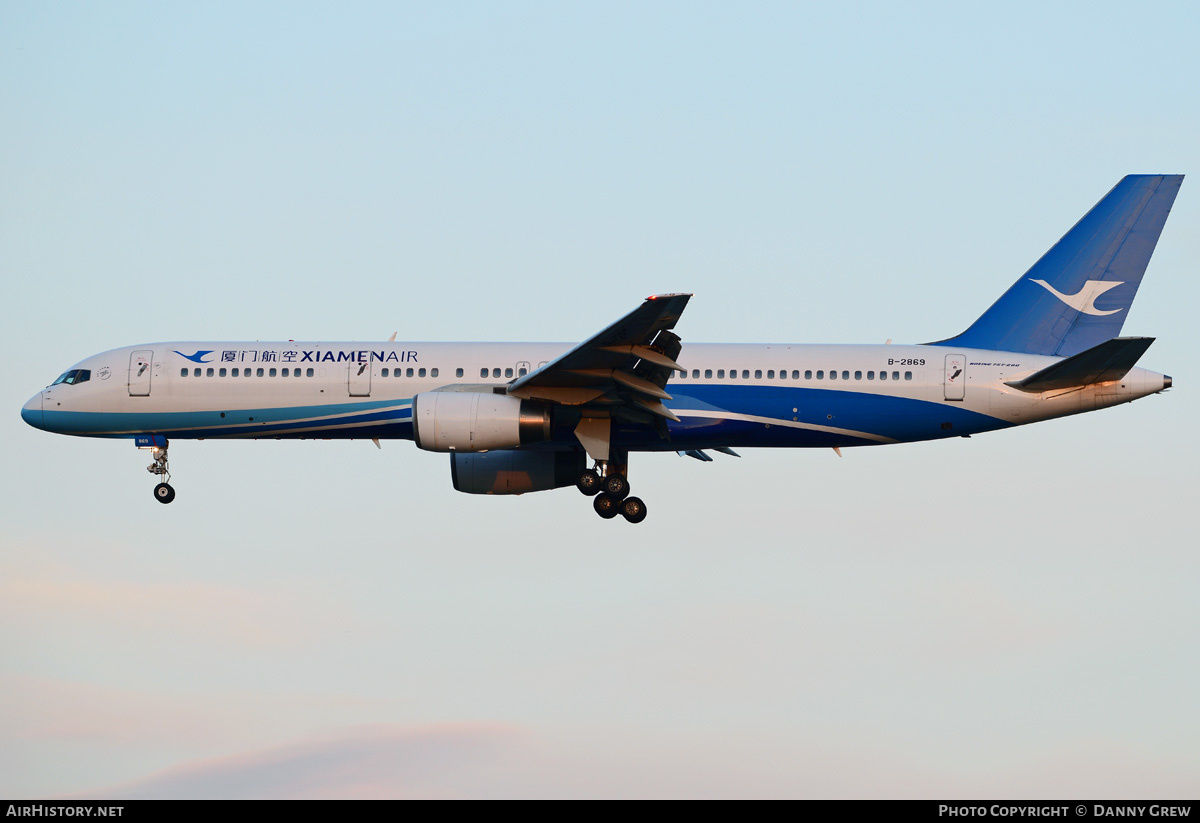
[0,571,353,648]
[68,723,524,800]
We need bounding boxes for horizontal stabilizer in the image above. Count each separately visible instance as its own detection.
[1006,337,1154,392]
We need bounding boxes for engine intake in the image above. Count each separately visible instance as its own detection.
[412,390,552,452]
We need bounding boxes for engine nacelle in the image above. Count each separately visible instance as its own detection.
[451,450,585,495]
[412,390,552,452]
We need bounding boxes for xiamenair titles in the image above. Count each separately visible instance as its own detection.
[174,347,422,365]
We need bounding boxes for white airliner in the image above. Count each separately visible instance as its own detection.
[21,175,1182,523]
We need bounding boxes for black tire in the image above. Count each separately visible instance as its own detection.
[576,469,602,496]
[154,483,176,504]
[620,496,647,524]
[602,473,630,500]
[593,492,620,519]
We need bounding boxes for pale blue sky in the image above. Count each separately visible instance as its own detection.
[2,1,1198,798]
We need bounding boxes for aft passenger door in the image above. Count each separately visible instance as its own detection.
[128,350,153,396]
[348,359,372,397]
[944,354,966,401]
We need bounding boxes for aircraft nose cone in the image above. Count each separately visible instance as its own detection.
[21,393,44,430]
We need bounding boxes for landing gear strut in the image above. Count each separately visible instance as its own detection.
[577,457,647,524]
[146,444,176,504]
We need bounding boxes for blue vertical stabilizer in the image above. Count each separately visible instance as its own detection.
[930,175,1182,356]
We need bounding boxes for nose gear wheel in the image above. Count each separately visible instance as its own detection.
[146,443,177,504]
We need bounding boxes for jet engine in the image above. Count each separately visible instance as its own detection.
[450,450,585,495]
[412,391,552,452]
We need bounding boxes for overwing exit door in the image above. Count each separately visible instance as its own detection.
[348,359,372,396]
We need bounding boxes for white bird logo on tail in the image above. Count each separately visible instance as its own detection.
[1029,279,1125,316]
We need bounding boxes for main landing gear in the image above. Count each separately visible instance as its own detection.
[576,462,647,524]
[147,444,176,504]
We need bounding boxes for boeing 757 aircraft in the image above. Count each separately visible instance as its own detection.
[21,175,1181,523]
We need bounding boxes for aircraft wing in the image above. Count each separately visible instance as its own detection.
[507,293,692,423]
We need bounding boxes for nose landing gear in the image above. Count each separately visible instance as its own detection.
[146,444,176,504]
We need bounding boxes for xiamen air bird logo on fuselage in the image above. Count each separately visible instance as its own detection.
[174,350,215,363]
[1029,279,1125,316]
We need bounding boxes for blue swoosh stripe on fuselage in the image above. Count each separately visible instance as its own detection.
[191,407,415,439]
[653,385,1008,448]
[36,398,413,438]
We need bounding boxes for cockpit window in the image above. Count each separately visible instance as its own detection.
[50,369,91,386]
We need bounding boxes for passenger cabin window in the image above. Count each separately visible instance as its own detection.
[517,368,525,376]
[457,368,465,378]
[816,370,824,379]
[207,368,214,377]
[269,368,277,377]
[705,369,712,379]
[282,368,289,377]
[480,368,488,378]
[879,371,887,380]
[419,368,427,378]
[868,371,875,380]
[382,368,389,377]
[406,368,414,377]
[219,368,227,377]
[830,370,837,380]
[432,368,439,378]
[792,370,800,379]
[767,370,774,379]
[717,369,725,379]
[306,368,314,377]
[257,368,264,377]
[692,369,700,379]
[180,368,187,377]
[233,368,240,377]
[492,368,501,378]
[855,370,862,380]
[505,367,513,378]
[742,370,750,379]
[730,369,737,380]
[892,371,900,380]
